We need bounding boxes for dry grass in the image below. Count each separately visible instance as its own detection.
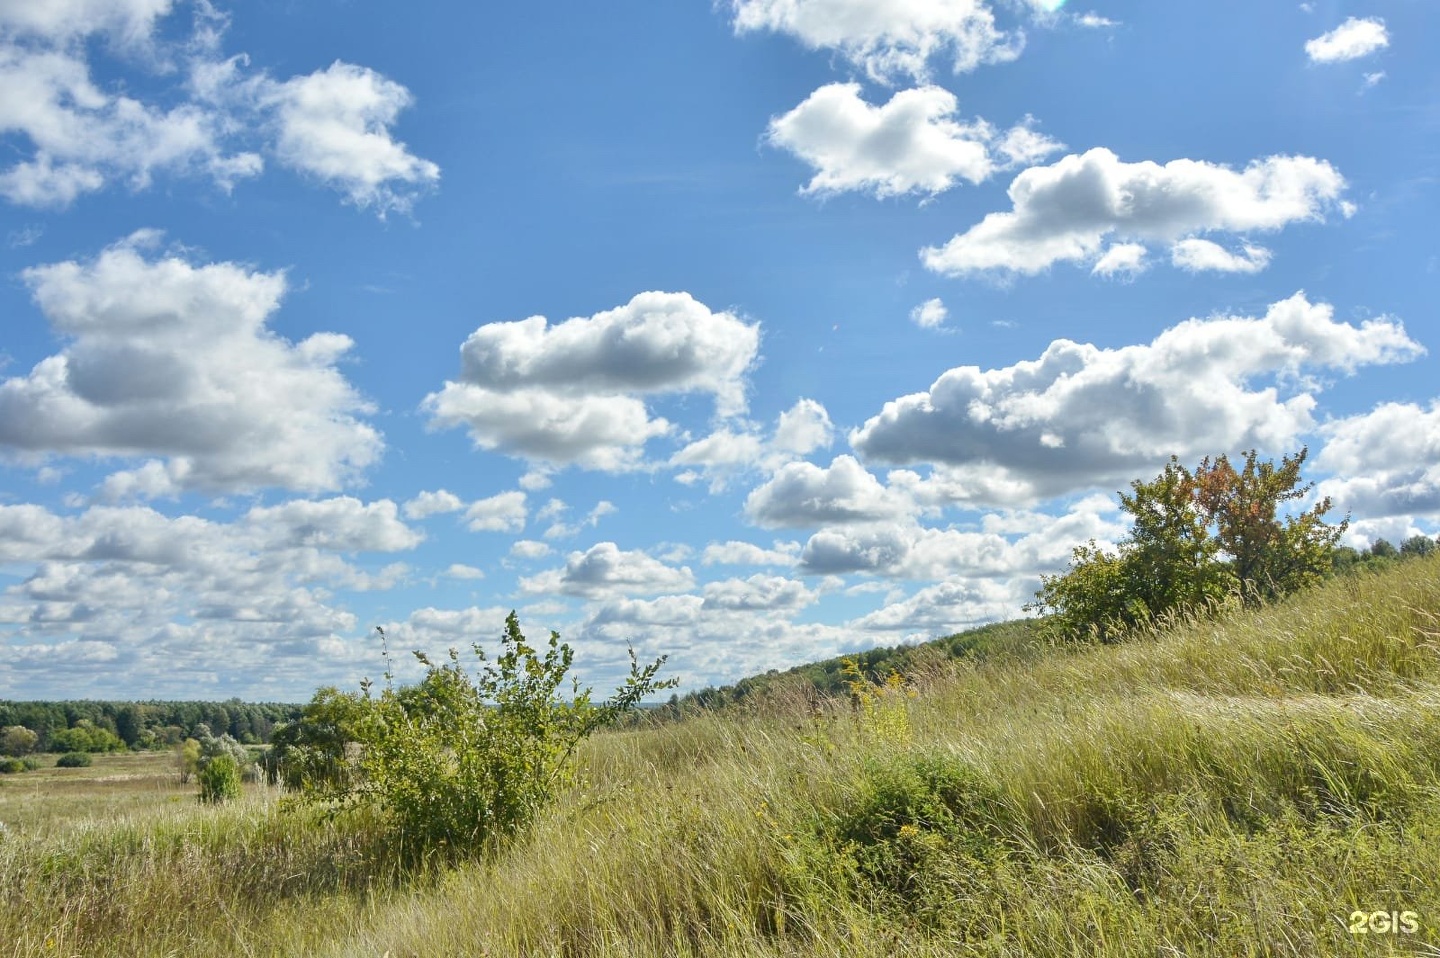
[5,557,1440,956]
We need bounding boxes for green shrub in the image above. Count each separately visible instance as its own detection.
[198,753,242,803]
[56,752,92,768]
[0,758,26,774]
[294,611,675,860]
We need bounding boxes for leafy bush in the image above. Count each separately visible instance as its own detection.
[291,611,676,859]
[198,754,242,804]
[49,720,125,754]
[0,758,26,774]
[56,752,92,768]
[1,725,38,757]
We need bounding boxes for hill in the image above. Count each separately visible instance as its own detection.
[4,556,1440,956]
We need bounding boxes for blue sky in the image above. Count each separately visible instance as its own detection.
[1,0,1437,700]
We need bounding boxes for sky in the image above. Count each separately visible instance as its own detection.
[1,0,1437,701]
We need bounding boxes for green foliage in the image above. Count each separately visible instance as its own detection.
[176,738,201,784]
[49,719,125,754]
[263,687,368,790]
[0,725,38,757]
[841,658,914,747]
[291,611,676,859]
[0,758,27,774]
[197,754,243,804]
[1032,448,1345,641]
[56,752,92,768]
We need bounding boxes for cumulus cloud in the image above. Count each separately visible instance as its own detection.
[426,292,760,472]
[1305,17,1388,64]
[701,540,801,566]
[259,61,439,214]
[849,577,1022,634]
[1091,242,1148,278]
[520,542,695,599]
[1170,238,1273,274]
[510,539,553,560]
[0,1,437,213]
[921,148,1348,277]
[731,0,1024,83]
[402,489,465,519]
[444,564,486,580]
[851,293,1423,506]
[1316,401,1440,522]
[910,298,949,328]
[0,497,420,696]
[702,574,817,611]
[673,398,834,490]
[766,83,1060,198]
[745,455,915,528]
[463,491,528,533]
[0,235,381,493]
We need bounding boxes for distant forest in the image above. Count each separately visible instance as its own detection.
[0,699,302,752]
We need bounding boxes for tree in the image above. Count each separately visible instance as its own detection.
[1193,447,1345,605]
[1032,449,1345,640]
[286,612,676,858]
[176,738,201,784]
[1401,535,1437,559]
[1,726,39,757]
[198,754,242,803]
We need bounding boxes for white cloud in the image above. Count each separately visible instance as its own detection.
[1362,71,1386,89]
[0,497,421,696]
[701,540,801,566]
[0,236,382,493]
[766,83,1061,198]
[520,542,695,599]
[1316,401,1440,522]
[0,2,437,214]
[0,43,262,206]
[731,0,1024,83]
[509,540,553,560]
[921,148,1348,277]
[702,574,817,611]
[1170,238,1273,274]
[260,61,439,214]
[1091,242,1148,278]
[911,297,949,328]
[851,293,1423,506]
[542,500,617,540]
[426,292,760,471]
[1075,13,1117,29]
[402,489,466,519]
[444,564,486,580]
[1306,17,1388,64]
[744,455,916,528]
[672,398,834,490]
[463,491,528,533]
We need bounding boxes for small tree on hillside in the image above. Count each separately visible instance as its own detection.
[1032,448,1345,641]
[1,726,39,757]
[1193,447,1345,605]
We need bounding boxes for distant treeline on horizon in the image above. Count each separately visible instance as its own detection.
[0,699,303,753]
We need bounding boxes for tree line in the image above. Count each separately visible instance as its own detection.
[0,699,302,755]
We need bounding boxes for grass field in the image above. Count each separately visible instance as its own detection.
[5,556,1440,956]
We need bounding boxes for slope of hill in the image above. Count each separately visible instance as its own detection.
[5,557,1440,956]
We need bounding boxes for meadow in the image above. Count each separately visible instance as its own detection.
[5,556,1440,956]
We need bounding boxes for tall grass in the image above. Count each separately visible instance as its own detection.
[6,556,1440,956]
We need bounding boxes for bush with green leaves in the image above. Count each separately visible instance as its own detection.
[198,754,242,803]
[56,752,92,768]
[0,758,26,774]
[49,719,125,754]
[289,611,676,858]
[1,725,38,757]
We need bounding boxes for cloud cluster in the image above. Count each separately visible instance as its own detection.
[1316,401,1440,524]
[745,454,915,528]
[672,398,834,490]
[0,496,420,696]
[520,542,696,599]
[0,1,437,212]
[0,235,382,494]
[767,83,1060,198]
[731,0,1023,83]
[851,293,1422,506]
[426,292,760,471]
[1305,17,1388,64]
[921,148,1349,277]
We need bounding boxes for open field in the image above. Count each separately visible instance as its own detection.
[6,557,1440,956]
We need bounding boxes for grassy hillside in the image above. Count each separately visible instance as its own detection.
[5,557,1440,956]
